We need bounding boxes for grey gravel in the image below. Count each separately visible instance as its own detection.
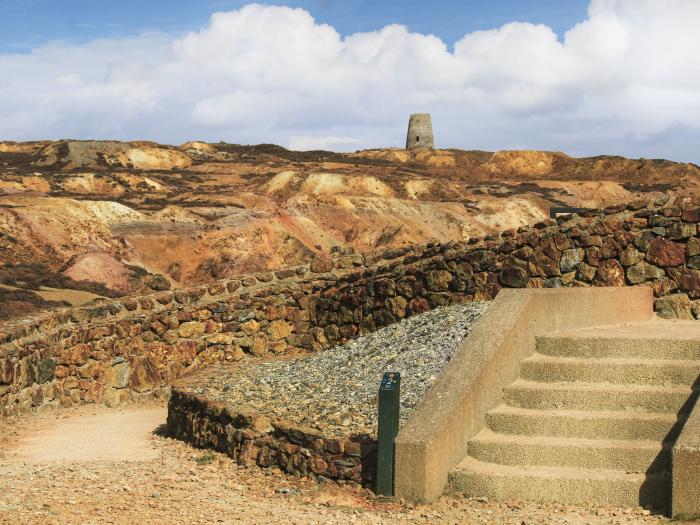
[196,302,489,437]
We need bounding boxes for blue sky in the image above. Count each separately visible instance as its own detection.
[1,0,589,52]
[1,1,699,163]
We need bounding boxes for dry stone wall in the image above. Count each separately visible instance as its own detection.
[2,194,700,417]
[167,388,376,486]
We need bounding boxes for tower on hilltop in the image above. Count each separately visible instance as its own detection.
[406,113,434,149]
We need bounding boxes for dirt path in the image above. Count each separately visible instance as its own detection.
[0,403,677,525]
[6,407,165,464]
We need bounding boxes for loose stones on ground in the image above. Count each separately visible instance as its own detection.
[193,302,489,437]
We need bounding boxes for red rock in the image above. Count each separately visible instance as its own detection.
[207,282,225,295]
[593,259,625,286]
[309,457,328,475]
[324,439,344,455]
[128,355,161,393]
[647,237,686,267]
[408,297,430,314]
[678,269,700,295]
[681,207,700,223]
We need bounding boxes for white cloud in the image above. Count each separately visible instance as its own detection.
[1,1,700,162]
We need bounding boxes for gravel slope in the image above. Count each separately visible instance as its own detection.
[192,302,490,437]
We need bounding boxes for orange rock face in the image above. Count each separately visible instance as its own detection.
[1,140,699,318]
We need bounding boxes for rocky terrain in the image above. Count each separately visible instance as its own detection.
[1,139,699,319]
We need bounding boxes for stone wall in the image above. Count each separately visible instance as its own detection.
[2,194,700,417]
[167,388,376,485]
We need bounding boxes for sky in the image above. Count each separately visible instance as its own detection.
[1,0,699,163]
[0,1,589,52]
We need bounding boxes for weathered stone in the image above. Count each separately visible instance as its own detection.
[146,274,171,291]
[688,256,700,270]
[250,333,269,357]
[0,358,12,385]
[677,269,700,294]
[649,215,675,227]
[600,237,620,259]
[344,441,361,457]
[374,278,396,297]
[498,266,528,288]
[207,282,226,295]
[473,272,500,300]
[580,235,603,247]
[228,347,246,361]
[268,320,292,341]
[585,247,603,267]
[465,250,497,272]
[681,207,700,223]
[207,333,235,345]
[425,270,452,292]
[226,280,241,293]
[560,248,585,273]
[561,271,576,285]
[122,298,138,311]
[37,358,56,384]
[593,259,625,286]
[619,245,642,267]
[387,296,407,318]
[241,319,260,334]
[688,237,700,257]
[177,321,205,338]
[77,359,101,380]
[633,230,656,252]
[693,300,700,319]
[647,237,686,267]
[651,277,678,298]
[105,362,131,389]
[16,357,36,388]
[103,387,133,407]
[655,293,693,320]
[526,278,545,288]
[309,457,328,475]
[544,277,563,288]
[667,222,696,240]
[407,297,430,315]
[129,356,161,393]
[576,263,597,283]
[311,327,329,347]
[626,262,665,284]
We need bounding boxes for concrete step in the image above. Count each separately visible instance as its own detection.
[449,457,670,510]
[536,321,700,360]
[468,429,669,472]
[485,405,686,442]
[503,379,697,413]
[520,353,700,387]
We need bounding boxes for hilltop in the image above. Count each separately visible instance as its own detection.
[1,139,698,318]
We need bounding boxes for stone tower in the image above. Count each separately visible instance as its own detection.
[406,113,434,149]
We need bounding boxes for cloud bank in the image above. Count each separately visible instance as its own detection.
[1,0,700,162]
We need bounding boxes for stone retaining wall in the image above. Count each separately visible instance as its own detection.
[167,388,376,486]
[2,194,700,417]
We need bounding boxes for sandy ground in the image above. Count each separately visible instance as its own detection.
[0,403,687,525]
[6,408,164,463]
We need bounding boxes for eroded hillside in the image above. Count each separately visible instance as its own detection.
[1,139,698,318]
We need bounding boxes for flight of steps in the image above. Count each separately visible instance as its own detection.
[449,320,700,511]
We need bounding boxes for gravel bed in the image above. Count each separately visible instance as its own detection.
[192,302,489,437]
